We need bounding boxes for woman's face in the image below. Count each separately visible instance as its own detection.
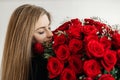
[33,14,53,44]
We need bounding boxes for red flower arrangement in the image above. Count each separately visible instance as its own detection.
[33,42,44,54]
[34,17,120,80]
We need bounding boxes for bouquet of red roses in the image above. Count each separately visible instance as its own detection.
[33,17,120,80]
[46,17,120,80]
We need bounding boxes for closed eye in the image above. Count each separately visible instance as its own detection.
[38,31,44,34]
[48,27,51,30]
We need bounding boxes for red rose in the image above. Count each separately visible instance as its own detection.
[33,42,44,54]
[68,19,82,39]
[93,21,106,34]
[47,57,64,79]
[69,39,83,54]
[84,18,94,25]
[84,35,98,44]
[100,36,111,49]
[60,68,77,80]
[83,59,101,78]
[56,45,70,61]
[117,49,120,66]
[71,18,82,27]
[68,55,83,74]
[101,50,117,72]
[112,33,120,49]
[98,74,115,80]
[71,18,82,25]
[53,34,67,49]
[87,40,104,58]
[68,27,82,39]
[82,25,98,36]
[53,21,71,32]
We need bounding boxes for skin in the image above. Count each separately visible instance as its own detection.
[33,14,53,43]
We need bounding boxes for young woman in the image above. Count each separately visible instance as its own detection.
[1,4,53,80]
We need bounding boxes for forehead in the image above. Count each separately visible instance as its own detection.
[35,14,50,29]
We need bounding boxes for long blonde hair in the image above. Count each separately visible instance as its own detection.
[1,4,51,80]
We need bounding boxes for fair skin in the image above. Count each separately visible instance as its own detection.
[33,14,53,43]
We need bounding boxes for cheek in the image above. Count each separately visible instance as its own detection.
[33,33,46,43]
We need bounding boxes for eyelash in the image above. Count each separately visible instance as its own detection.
[48,27,51,30]
[37,27,50,34]
[38,31,44,34]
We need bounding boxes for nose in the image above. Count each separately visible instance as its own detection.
[47,30,53,39]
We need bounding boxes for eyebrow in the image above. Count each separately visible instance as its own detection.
[35,26,46,31]
[35,23,51,31]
